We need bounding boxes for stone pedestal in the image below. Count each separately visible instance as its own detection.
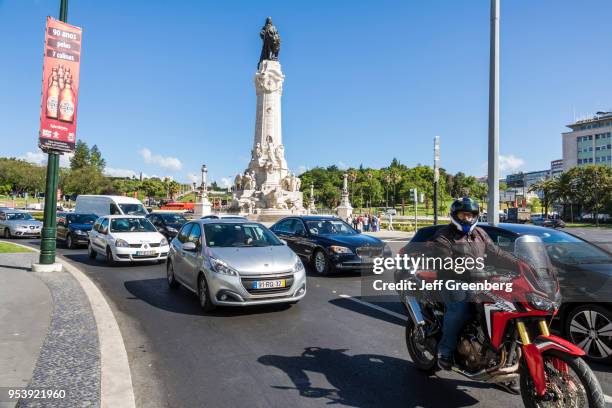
[194,196,212,217]
[336,194,353,220]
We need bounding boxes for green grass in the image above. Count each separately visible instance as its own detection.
[0,242,34,253]
[565,223,612,229]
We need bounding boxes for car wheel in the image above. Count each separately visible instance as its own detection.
[106,247,116,267]
[313,249,332,276]
[197,273,215,312]
[4,228,11,239]
[167,261,179,289]
[88,244,97,260]
[66,234,75,249]
[565,304,612,363]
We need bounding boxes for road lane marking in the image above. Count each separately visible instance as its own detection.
[338,294,407,321]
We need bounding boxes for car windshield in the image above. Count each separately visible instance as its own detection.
[110,218,156,233]
[204,223,283,247]
[118,203,147,216]
[306,219,357,235]
[520,229,611,265]
[6,213,33,221]
[159,214,187,224]
[68,214,98,224]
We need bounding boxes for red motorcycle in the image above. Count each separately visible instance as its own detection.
[400,235,605,407]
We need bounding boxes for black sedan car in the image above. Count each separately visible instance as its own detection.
[146,212,188,239]
[400,223,612,363]
[56,212,98,249]
[270,216,391,275]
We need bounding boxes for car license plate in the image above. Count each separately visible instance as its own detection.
[253,279,286,289]
[136,250,155,256]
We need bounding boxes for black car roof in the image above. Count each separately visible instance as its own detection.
[287,215,339,221]
[414,222,573,237]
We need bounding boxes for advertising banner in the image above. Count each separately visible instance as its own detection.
[38,17,82,153]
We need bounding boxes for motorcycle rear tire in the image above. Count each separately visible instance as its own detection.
[405,319,438,374]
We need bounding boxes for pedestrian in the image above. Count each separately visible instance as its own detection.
[372,213,378,232]
[387,211,394,231]
[352,215,359,231]
[363,214,370,232]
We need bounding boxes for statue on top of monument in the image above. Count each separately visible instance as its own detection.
[259,17,281,65]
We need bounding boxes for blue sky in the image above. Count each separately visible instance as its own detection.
[2,0,611,185]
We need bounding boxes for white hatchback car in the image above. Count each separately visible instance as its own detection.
[88,215,169,265]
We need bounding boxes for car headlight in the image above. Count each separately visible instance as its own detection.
[293,258,305,272]
[166,227,178,233]
[160,238,168,246]
[210,257,238,276]
[115,238,129,248]
[330,245,353,254]
[527,293,557,312]
[74,229,85,235]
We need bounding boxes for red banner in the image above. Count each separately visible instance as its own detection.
[38,17,82,153]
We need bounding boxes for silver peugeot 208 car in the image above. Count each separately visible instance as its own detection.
[167,219,306,311]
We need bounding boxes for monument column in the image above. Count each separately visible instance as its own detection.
[336,173,353,220]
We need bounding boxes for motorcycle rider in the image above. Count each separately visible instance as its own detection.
[430,197,521,393]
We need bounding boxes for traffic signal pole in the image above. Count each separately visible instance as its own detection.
[33,0,68,272]
[487,0,500,226]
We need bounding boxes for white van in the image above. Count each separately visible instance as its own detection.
[75,195,148,217]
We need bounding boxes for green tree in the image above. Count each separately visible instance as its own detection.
[89,144,106,172]
[70,140,90,170]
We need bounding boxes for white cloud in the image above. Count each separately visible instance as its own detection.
[220,177,232,188]
[105,167,136,178]
[499,154,525,173]
[139,148,182,171]
[21,150,73,168]
[187,173,198,184]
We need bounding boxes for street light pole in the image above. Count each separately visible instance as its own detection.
[487,0,500,226]
[37,0,68,268]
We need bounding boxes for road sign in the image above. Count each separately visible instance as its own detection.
[38,17,82,153]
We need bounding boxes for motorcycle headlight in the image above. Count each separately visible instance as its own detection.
[115,238,129,248]
[160,238,168,246]
[330,245,352,254]
[210,257,238,276]
[293,258,305,272]
[527,293,557,312]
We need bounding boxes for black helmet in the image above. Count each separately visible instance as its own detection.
[450,197,479,234]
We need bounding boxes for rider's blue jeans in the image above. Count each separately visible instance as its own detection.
[438,288,470,358]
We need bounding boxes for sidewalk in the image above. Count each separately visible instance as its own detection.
[362,229,414,241]
[0,251,100,408]
[0,242,135,408]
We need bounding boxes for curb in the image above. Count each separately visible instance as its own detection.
[0,241,136,408]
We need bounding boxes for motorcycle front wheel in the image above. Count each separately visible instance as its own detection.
[520,350,605,408]
[405,319,438,374]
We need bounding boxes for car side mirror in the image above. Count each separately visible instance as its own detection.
[183,241,197,252]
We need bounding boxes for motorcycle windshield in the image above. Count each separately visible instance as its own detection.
[513,235,560,301]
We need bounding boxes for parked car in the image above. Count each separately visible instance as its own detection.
[398,223,612,363]
[87,215,169,265]
[531,215,566,229]
[200,214,248,220]
[56,212,98,249]
[0,210,42,238]
[167,219,306,311]
[270,216,392,275]
[146,212,188,239]
[75,195,148,217]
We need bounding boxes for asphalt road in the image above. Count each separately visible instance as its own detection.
[11,237,612,408]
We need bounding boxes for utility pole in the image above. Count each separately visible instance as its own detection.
[34,0,68,272]
[487,0,500,226]
[433,135,440,225]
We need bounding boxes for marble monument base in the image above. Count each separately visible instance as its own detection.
[193,199,212,217]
